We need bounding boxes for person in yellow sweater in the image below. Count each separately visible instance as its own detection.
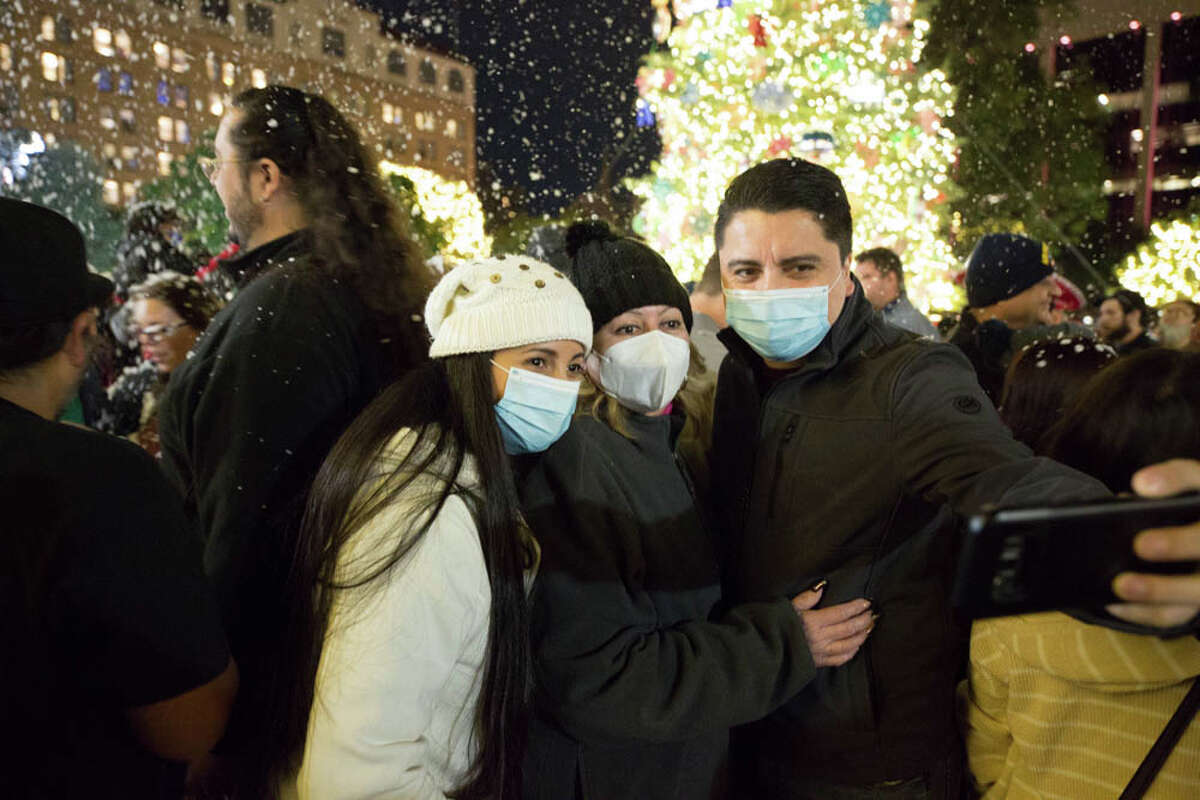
[963,349,1200,799]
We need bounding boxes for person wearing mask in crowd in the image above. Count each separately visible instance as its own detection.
[709,160,1111,800]
[158,85,432,797]
[689,251,730,370]
[118,271,223,455]
[964,349,1200,800]
[272,257,592,799]
[0,199,237,798]
[519,221,874,800]
[997,336,1116,451]
[854,246,938,338]
[1096,288,1157,356]
[948,233,1062,404]
[1158,297,1200,351]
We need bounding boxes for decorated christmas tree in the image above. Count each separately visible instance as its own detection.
[630,0,960,311]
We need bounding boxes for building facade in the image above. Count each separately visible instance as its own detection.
[0,0,476,207]
[1038,2,1199,240]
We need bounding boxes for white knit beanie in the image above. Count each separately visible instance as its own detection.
[425,255,594,358]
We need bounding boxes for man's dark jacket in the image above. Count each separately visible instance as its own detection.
[158,232,423,754]
[712,281,1108,791]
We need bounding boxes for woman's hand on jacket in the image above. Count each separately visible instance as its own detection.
[791,584,875,668]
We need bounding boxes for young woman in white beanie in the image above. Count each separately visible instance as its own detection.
[519,222,877,800]
[273,256,593,800]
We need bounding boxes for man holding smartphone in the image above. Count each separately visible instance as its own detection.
[709,159,1115,800]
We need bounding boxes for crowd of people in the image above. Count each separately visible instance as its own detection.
[2,83,1199,800]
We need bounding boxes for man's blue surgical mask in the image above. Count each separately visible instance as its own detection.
[724,271,845,363]
[491,363,580,455]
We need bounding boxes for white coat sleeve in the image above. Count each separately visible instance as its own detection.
[297,495,491,800]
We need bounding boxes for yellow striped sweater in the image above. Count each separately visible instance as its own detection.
[961,612,1200,799]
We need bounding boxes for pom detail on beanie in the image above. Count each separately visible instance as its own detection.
[565,220,619,260]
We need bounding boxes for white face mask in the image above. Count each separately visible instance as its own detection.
[589,330,691,414]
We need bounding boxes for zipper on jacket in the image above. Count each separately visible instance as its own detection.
[764,420,798,526]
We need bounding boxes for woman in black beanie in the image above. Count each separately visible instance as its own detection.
[518,221,875,800]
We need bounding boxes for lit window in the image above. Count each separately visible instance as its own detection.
[100,106,116,130]
[158,115,174,142]
[175,119,190,144]
[96,68,113,92]
[415,112,436,132]
[123,182,137,203]
[157,80,170,105]
[118,71,134,96]
[0,43,11,72]
[419,59,436,85]
[41,52,63,82]
[94,27,115,57]
[448,69,464,93]
[46,97,61,122]
[205,53,219,82]
[172,47,189,73]
[222,62,236,87]
[103,180,120,206]
[103,143,118,166]
[115,30,132,59]
[209,93,224,116]
[153,41,170,69]
[157,151,173,176]
[40,16,55,42]
[444,119,458,138]
[381,102,393,123]
[119,109,136,132]
[387,50,406,76]
[251,68,266,89]
[121,145,139,169]
[174,85,188,109]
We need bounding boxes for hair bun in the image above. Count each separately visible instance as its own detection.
[565,220,618,260]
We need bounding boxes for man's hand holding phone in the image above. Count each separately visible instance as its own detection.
[1109,459,1200,629]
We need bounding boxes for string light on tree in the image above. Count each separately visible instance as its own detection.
[1115,215,1200,306]
[628,0,961,311]
[378,161,492,265]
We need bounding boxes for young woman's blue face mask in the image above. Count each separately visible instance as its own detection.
[724,270,846,363]
[490,363,581,455]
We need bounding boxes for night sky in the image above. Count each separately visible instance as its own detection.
[364,0,661,215]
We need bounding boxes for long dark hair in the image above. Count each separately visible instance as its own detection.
[229,85,432,377]
[1043,348,1200,492]
[267,356,530,798]
[998,336,1116,452]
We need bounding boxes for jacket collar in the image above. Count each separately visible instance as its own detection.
[717,274,876,380]
[219,230,308,288]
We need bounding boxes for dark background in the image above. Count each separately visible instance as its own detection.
[363,0,662,214]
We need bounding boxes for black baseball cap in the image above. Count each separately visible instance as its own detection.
[0,198,114,327]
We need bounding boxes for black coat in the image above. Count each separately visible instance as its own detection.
[158,231,420,756]
[712,283,1109,791]
[519,412,813,800]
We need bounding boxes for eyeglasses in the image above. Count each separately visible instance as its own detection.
[130,321,191,343]
[198,156,248,181]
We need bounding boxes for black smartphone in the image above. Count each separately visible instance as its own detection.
[952,493,1200,620]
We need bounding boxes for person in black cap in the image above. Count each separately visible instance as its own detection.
[517,220,873,800]
[949,232,1063,403]
[0,198,237,798]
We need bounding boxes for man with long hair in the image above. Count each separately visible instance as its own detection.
[157,85,431,795]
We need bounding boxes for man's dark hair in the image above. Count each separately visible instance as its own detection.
[229,85,432,375]
[855,247,905,294]
[714,159,853,261]
[1106,288,1150,327]
[1044,349,1200,492]
[695,251,722,296]
[0,320,75,377]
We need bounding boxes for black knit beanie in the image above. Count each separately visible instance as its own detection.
[564,220,693,332]
[965,233,1054,309]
